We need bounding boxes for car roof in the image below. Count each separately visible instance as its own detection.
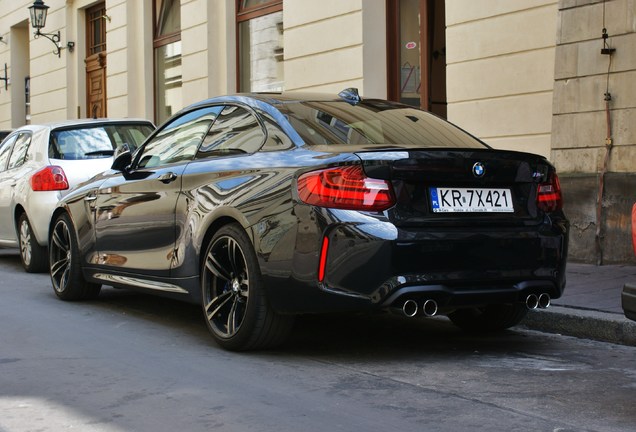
[243,92,343,104]
[10,118,154,134]
[190,92,342,109]
[177,91,375,147]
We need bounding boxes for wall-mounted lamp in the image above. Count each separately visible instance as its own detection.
[28,0,74,57]
[0,36,7,45]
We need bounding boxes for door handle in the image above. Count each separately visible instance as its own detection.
[158,172,178,184]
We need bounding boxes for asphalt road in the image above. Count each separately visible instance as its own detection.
[1,249,635,432]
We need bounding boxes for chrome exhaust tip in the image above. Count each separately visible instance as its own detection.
[422,299,438,317]
[526,294,539,310]
[538,293,551,309]
[402,299,418,317]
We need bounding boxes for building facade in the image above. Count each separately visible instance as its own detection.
[0,0,634,263]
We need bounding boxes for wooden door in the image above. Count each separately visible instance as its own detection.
[85,53,106,118]
[85,2,107,118]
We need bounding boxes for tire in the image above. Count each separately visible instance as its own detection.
[49,213,101,301]
[201,223,294,351]
[448,303,529,333]
[18,213,48,273]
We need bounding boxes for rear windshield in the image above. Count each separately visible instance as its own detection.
[276,100,487,149]
[49,123,154,160]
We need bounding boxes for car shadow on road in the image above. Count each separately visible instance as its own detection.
[283,312,541,359]
[82,287,542,360]
[1,248,543,359]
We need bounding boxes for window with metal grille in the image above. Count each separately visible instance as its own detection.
[87,3,106,56]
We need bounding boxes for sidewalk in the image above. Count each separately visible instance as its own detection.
[520,262,636,346]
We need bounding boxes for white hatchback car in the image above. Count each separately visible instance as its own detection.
[0,119,154,272]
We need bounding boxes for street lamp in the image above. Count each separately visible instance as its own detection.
[28,0,74,57]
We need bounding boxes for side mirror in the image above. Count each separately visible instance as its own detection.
[111,150,132,172]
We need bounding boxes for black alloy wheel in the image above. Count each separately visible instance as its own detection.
[448,303,529,332]
[18,213,48,273]
[201,223,293,351]
[49,213,101,300]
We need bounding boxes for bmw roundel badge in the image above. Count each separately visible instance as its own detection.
[472,162,486,178]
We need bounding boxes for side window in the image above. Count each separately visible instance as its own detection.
[0,134,17,171]
[196,105,265,158]
[7,133,32,170]
[260,112,294,151]
[137,106,222,169]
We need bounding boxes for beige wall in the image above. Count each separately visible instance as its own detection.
[446,0,558,158]
[105,0,149,119]
[182,0,236,104]
[283,0,386,98]
[28,0,70,123]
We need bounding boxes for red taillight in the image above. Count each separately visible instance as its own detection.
[30,166,69,191]
[536,172,562,212]
[297,165,395,211]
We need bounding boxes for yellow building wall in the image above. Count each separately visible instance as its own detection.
[445,0,558,158]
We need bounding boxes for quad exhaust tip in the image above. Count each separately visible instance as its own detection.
[400,294,549,317]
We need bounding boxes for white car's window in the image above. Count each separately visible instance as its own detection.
[49,123,154,160]
[0,134,16,171]
[7,133,32,170]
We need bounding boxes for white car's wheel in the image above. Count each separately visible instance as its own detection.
[18,213,48,273]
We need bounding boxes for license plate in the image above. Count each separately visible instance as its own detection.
[430,187,514,213]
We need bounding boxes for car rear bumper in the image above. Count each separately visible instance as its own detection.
[622,283,636,322]
[261,208,569,314]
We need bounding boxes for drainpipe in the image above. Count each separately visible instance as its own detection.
[596,91,613,265]
[595,19,615,265]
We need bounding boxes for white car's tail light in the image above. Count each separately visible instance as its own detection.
[30,166,70,191]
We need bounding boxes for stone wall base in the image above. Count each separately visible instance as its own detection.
[561,173,636,264]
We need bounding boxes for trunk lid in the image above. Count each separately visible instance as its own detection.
[356,148,554,226]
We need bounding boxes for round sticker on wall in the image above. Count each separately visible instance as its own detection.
[405,41,417,49]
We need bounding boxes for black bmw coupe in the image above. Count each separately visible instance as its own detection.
[48,90,569,350]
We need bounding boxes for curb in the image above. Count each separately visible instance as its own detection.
[520,305,636,347]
